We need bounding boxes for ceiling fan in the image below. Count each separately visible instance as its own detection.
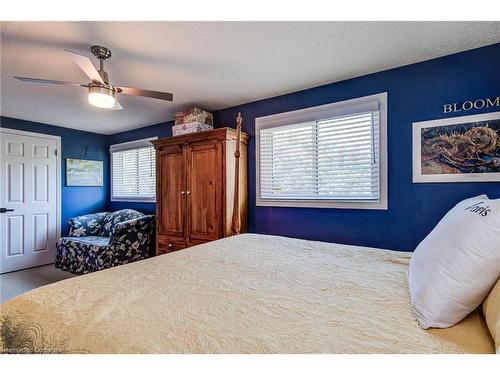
[14,46,173,110]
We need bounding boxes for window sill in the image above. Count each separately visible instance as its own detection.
[256,198,388,210]
[111,197,156,203]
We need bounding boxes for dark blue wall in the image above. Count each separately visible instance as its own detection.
[108,43,500,251]
[0,116,109,235]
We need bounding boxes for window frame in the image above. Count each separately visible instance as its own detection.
[255,92,388,210]
[110,137,158,203]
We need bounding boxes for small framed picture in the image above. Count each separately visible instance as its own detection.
[66,158,103,186]
[413,111,500,183]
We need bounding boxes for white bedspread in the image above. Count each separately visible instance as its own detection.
[0,234,494,353]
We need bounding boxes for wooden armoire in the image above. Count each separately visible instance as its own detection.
[151,127,248,255]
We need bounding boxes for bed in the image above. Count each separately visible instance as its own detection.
[0,233,494,353]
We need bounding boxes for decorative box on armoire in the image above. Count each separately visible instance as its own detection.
[151,127,248,255]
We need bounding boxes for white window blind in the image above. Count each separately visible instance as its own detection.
[256,93,387,209]
[110,137,157,202]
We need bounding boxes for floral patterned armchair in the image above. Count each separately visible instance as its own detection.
[55,209,155,275]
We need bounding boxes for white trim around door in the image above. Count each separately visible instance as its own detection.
[0,127,62,273]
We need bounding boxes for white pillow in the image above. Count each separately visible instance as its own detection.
[409,194,500,329]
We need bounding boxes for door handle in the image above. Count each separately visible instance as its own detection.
[0,208,14,213]
[181,191,185,195]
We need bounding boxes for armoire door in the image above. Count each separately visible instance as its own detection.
[157,145,185,238]
[186,141,223,241]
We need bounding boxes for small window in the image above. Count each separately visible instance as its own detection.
[256,93,387,209]
[110,137,157,202]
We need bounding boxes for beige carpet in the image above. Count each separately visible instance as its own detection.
[0,264,76,303]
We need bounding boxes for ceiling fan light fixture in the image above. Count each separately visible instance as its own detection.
[14,46,173,111]
[88,85,115,109]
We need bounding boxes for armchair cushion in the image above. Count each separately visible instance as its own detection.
[99,209,145,238]
[68,212,110,237]
[65,236,110,247]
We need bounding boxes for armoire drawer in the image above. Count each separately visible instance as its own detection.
[157,238,187,255]
[188,239,209,247]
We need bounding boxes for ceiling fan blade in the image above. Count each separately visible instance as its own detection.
[111,99,124,110]
[14,76,87,87]
[65,49,104,84]
[115,86,173,101]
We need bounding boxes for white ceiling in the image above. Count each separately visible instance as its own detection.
[1,21,499,135]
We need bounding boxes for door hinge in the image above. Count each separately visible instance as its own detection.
[54,149,58,156]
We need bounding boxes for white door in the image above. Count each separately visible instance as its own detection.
[0,129,60,273]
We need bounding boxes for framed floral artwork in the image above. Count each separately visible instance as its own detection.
[413,111,500,183]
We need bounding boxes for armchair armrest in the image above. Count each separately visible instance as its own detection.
[109,215,155,262]
[68,211,110,237]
